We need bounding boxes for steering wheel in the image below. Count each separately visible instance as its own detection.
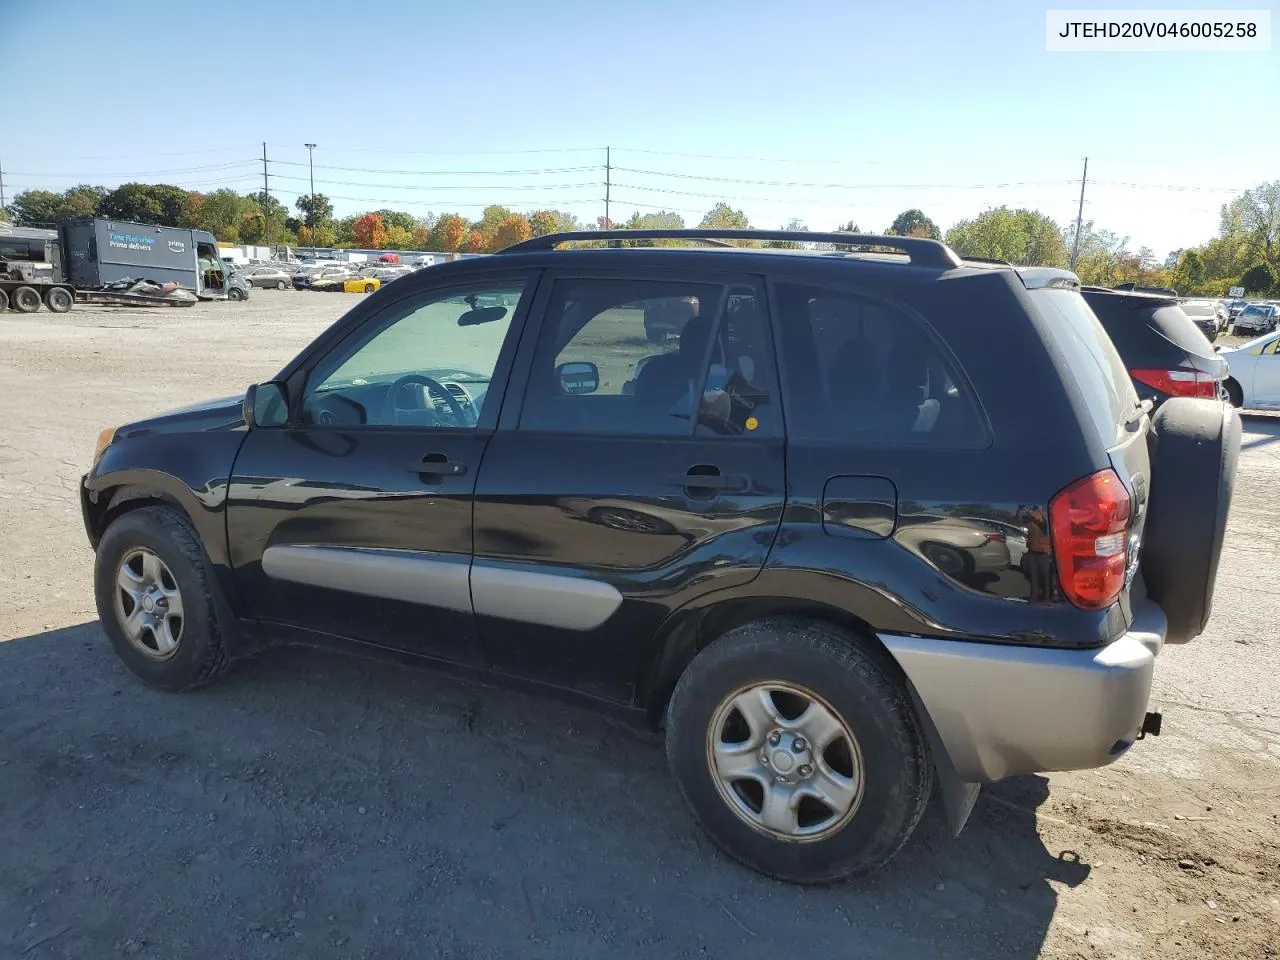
[382,374,472,426]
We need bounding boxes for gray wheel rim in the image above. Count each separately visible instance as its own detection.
[113,547,185,660]
[706,682,864,841]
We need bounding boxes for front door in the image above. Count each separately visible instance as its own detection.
[227,274,535,662]
[471,270,786,703]
[1252,335,1280,407]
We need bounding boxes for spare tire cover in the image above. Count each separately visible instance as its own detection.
[1141,398,1241,643]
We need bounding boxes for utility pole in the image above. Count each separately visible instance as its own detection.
[1070,156,1088,270]
[0,157,6,213]
[261,142,271,247]
[304,143,317,255]
[604,146,611,229]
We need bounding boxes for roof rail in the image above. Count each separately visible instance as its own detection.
[961,255,1013,267]
[501,229,963,268]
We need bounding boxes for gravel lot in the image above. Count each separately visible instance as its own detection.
[1,290,1277,960]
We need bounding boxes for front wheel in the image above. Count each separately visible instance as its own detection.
[45,287,74,313]
[226,287,245,302]
[665,617,931,884]
[94,506,233,690]
[363,282,376,293]
[276,280,287,290]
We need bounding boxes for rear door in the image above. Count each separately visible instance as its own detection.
[470,269,786,703]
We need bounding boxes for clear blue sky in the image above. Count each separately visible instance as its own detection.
[2,0,1276,256]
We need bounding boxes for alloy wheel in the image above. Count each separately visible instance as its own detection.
[114,547,185,659]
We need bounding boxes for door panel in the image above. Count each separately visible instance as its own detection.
[1254,344,1280,406]
[471,272,785,703]
[227,274,536,662]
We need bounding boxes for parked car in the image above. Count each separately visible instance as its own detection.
[242,266,293,290]
[1077,285,1227,406]
[1232,303,1280,336]
[310,274,381,293]
[1220,328,1280,409]
[293,265,352,290]
[79,228,1239,884]
[1178,299,1222,342]
[1226,298,1249,319]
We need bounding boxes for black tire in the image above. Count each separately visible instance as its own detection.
[363,282,376,294]
[45,286,74,313]
[12,285,41,313]
[226,287,246,302]
[1142,398,1241,644]
[276,279,287,290]
[665,617,931,884]
[94,506,232,690]
[0,289,8,312]
[1224,377,1243,408]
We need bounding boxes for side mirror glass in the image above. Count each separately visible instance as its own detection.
[244,381,288,427]
[557,361,599,395]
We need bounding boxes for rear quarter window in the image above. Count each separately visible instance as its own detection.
[1029,289,1138,447]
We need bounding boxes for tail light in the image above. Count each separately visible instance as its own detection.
[1050,469,1131,609]
[1130,368,1217,398]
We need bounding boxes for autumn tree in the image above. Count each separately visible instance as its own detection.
[463,229,487,253]
[351,213,388,248]
[430,213,469,251]
[1220,180,1280,273]
[412,225,431,248]
[490,214,533,251]
[373,209,417,233]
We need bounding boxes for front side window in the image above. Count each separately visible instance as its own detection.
[773,280,985,445]
[301,282,526,428]
[519,277,776,437]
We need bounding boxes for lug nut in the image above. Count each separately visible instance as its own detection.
[767,731,781,746]
[797,764,813,777]
[761,754,770,766]
[792,737,807,752]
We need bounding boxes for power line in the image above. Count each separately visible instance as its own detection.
[269,160,599,176]
[268,144,605,157]
[269,174,602,192]
[614,166,1081,190]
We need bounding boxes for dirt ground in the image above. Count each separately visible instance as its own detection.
[1,290,1277,960]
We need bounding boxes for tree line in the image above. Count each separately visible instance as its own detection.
[2,179,1276,295]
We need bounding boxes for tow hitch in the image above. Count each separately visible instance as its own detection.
[1138,711,1163,739]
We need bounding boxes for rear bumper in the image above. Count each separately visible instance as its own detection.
[881,602,1166,782]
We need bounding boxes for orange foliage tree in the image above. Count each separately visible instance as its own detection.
[463,229,488,253]
[351,213,387,249]
[490,214,533,251]
[431,214,468,252]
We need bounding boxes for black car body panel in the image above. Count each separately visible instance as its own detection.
[84,244,1156,714]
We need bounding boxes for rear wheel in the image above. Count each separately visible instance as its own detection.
[0,289,9,312]
[45,287,74,313]
[94,506,233,690]
[665,617,931,883]
[276,279,287,290]
[1223,377,1243,408]
[363,282,376,293]
[12,286,41,313]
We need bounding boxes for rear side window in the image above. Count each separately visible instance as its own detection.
[1030,289,1138,446]
[772,281,985,445]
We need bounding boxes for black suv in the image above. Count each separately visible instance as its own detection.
[81,230,1240,884]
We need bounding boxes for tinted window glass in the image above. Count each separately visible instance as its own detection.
[1030,289,1137,445]
[521,278,774,437]
[302,283,525,427]
[773,281,983,445]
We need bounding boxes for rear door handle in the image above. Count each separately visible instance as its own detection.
[668,468,750,493]
[408,456,467,476]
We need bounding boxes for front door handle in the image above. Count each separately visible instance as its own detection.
[668,467,750,493]
[408,455,467,476]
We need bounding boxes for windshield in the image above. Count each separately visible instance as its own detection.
[1181,302,1214,317]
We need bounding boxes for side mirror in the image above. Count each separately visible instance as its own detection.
[557,361,599,395]
[244,381,288,428]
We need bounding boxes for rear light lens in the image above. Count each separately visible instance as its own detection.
[1049,469,1132,609]
[1130,367,1217,398]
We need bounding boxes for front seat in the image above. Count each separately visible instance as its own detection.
[633,314,716,418]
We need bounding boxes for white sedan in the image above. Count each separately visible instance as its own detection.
[1221,329,1280,409]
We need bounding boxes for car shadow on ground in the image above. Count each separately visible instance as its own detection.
[1,623,1088,959]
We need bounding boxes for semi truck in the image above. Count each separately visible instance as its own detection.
[0,218,248,313]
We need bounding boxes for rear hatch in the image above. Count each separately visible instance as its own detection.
[1082,288,1227,402]
[1026,284,1151,621]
